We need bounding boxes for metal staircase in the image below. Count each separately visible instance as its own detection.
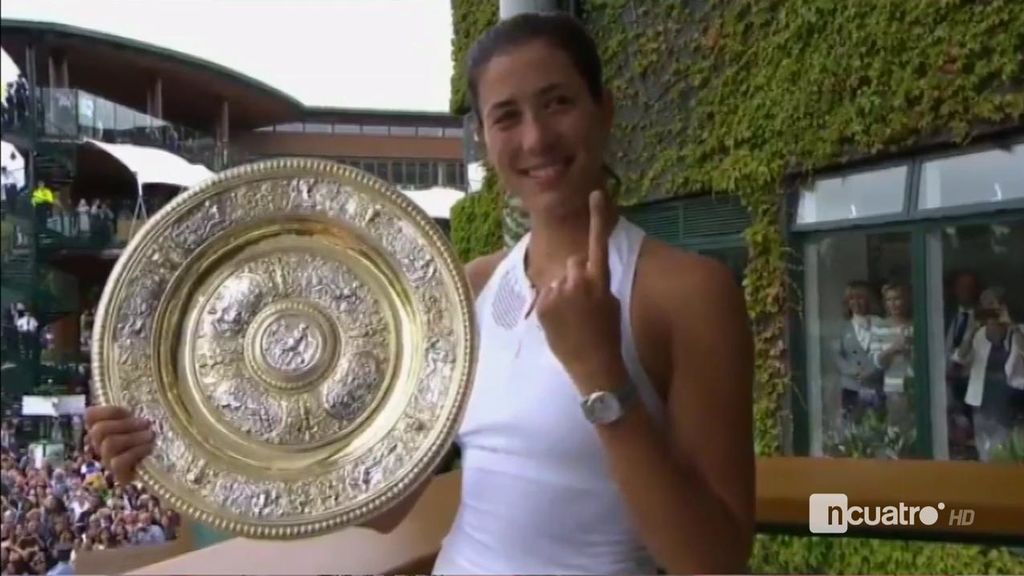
[0,145,80,399]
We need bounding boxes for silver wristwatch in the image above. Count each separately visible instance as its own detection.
[581,385,636,425]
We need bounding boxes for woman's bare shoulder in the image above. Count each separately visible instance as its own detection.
[465,249,510,297]
[636,237,741,306]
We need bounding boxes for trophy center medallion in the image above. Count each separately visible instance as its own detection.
[261,315,322,373]
[246,301,337,391]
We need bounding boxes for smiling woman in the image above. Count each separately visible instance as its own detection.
[427,13,756,575]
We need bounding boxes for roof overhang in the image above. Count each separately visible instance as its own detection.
[1,19,305,131]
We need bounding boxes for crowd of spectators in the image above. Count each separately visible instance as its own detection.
[1,434,181,575]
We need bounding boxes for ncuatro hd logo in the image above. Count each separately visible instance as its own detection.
[808,493,973,534]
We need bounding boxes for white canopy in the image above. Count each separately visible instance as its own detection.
[467,161,487,193]
[83,139,213,237]
[1,139,26,189]
[84,138,213,190]
[403,186,466,220]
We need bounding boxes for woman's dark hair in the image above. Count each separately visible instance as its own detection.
[465,12,623,192]
[466,12,604,120]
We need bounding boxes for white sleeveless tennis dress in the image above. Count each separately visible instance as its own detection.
[432,217,666,575]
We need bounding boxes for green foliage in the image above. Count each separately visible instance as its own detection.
[989,425,1024,463]
[824,408,916,460]
[584,0,1024,457]
[449,0,498,115]
[450,167,504,262]
[751,534,1024,575]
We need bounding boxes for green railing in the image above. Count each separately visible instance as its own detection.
[5,87,219,169]
[6,184,180,254]
[36,198,176,253]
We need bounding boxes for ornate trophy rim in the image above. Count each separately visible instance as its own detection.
[90,157,476,539]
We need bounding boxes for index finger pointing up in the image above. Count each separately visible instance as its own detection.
[587,189,611,286]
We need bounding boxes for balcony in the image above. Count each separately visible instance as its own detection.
[3,87,220,169]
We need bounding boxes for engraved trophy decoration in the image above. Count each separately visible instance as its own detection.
[91,158,476,539]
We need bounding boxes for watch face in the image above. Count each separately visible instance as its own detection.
[585,391,622,424]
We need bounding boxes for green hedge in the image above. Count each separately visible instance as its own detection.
[750,535,1024,574]
[450,167,504,262]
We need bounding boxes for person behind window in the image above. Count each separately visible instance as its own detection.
[871,282,915,441]
[952,287,1024,462]
[833,281,884,424]
[76,199,90,238]
[945,271,983,460]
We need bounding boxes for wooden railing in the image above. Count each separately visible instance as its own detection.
[73,517,196,575]
[78,457,1021,575]
[756,457,1022,544]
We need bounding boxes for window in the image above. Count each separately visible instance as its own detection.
[391,161,406,185]
[919,144,1024,210]
[444,127,465,138]
[304,123,332,134]
[363,125,388,136]
[627,194,750,286]
[417,162,433,187]
[796,142,1024,462]
[417,127,444,138]
[275,123,304,133]
[443,162,457,188]
[803,231,917,459]
[457,162,467,188]
[389,126,417,136]
[94,98,115,142]
[77,92,96,138]
[796,165,908,226]
[931,219,1024,462]
[334,123,360,134]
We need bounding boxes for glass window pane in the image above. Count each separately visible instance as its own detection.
[804,230,917,459]
[363,125,388,135]
[444,127,464,138]
[796,166,908,225]
[401,161,417,187]
[77,92,95,137]
[919,145,1024,210]
[936,218,1024,462]
[444,162,457,188]
[418,162,432,187]
[334,123,360,134]
[305,123,332,133]
[275,123,303,133]
[94,97,115,142]
[389,126,416,136]
[417,127,444,138]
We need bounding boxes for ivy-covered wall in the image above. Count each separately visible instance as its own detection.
[584,0,1024,458]
[448,0,1024,573]
[449,0,498,115]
